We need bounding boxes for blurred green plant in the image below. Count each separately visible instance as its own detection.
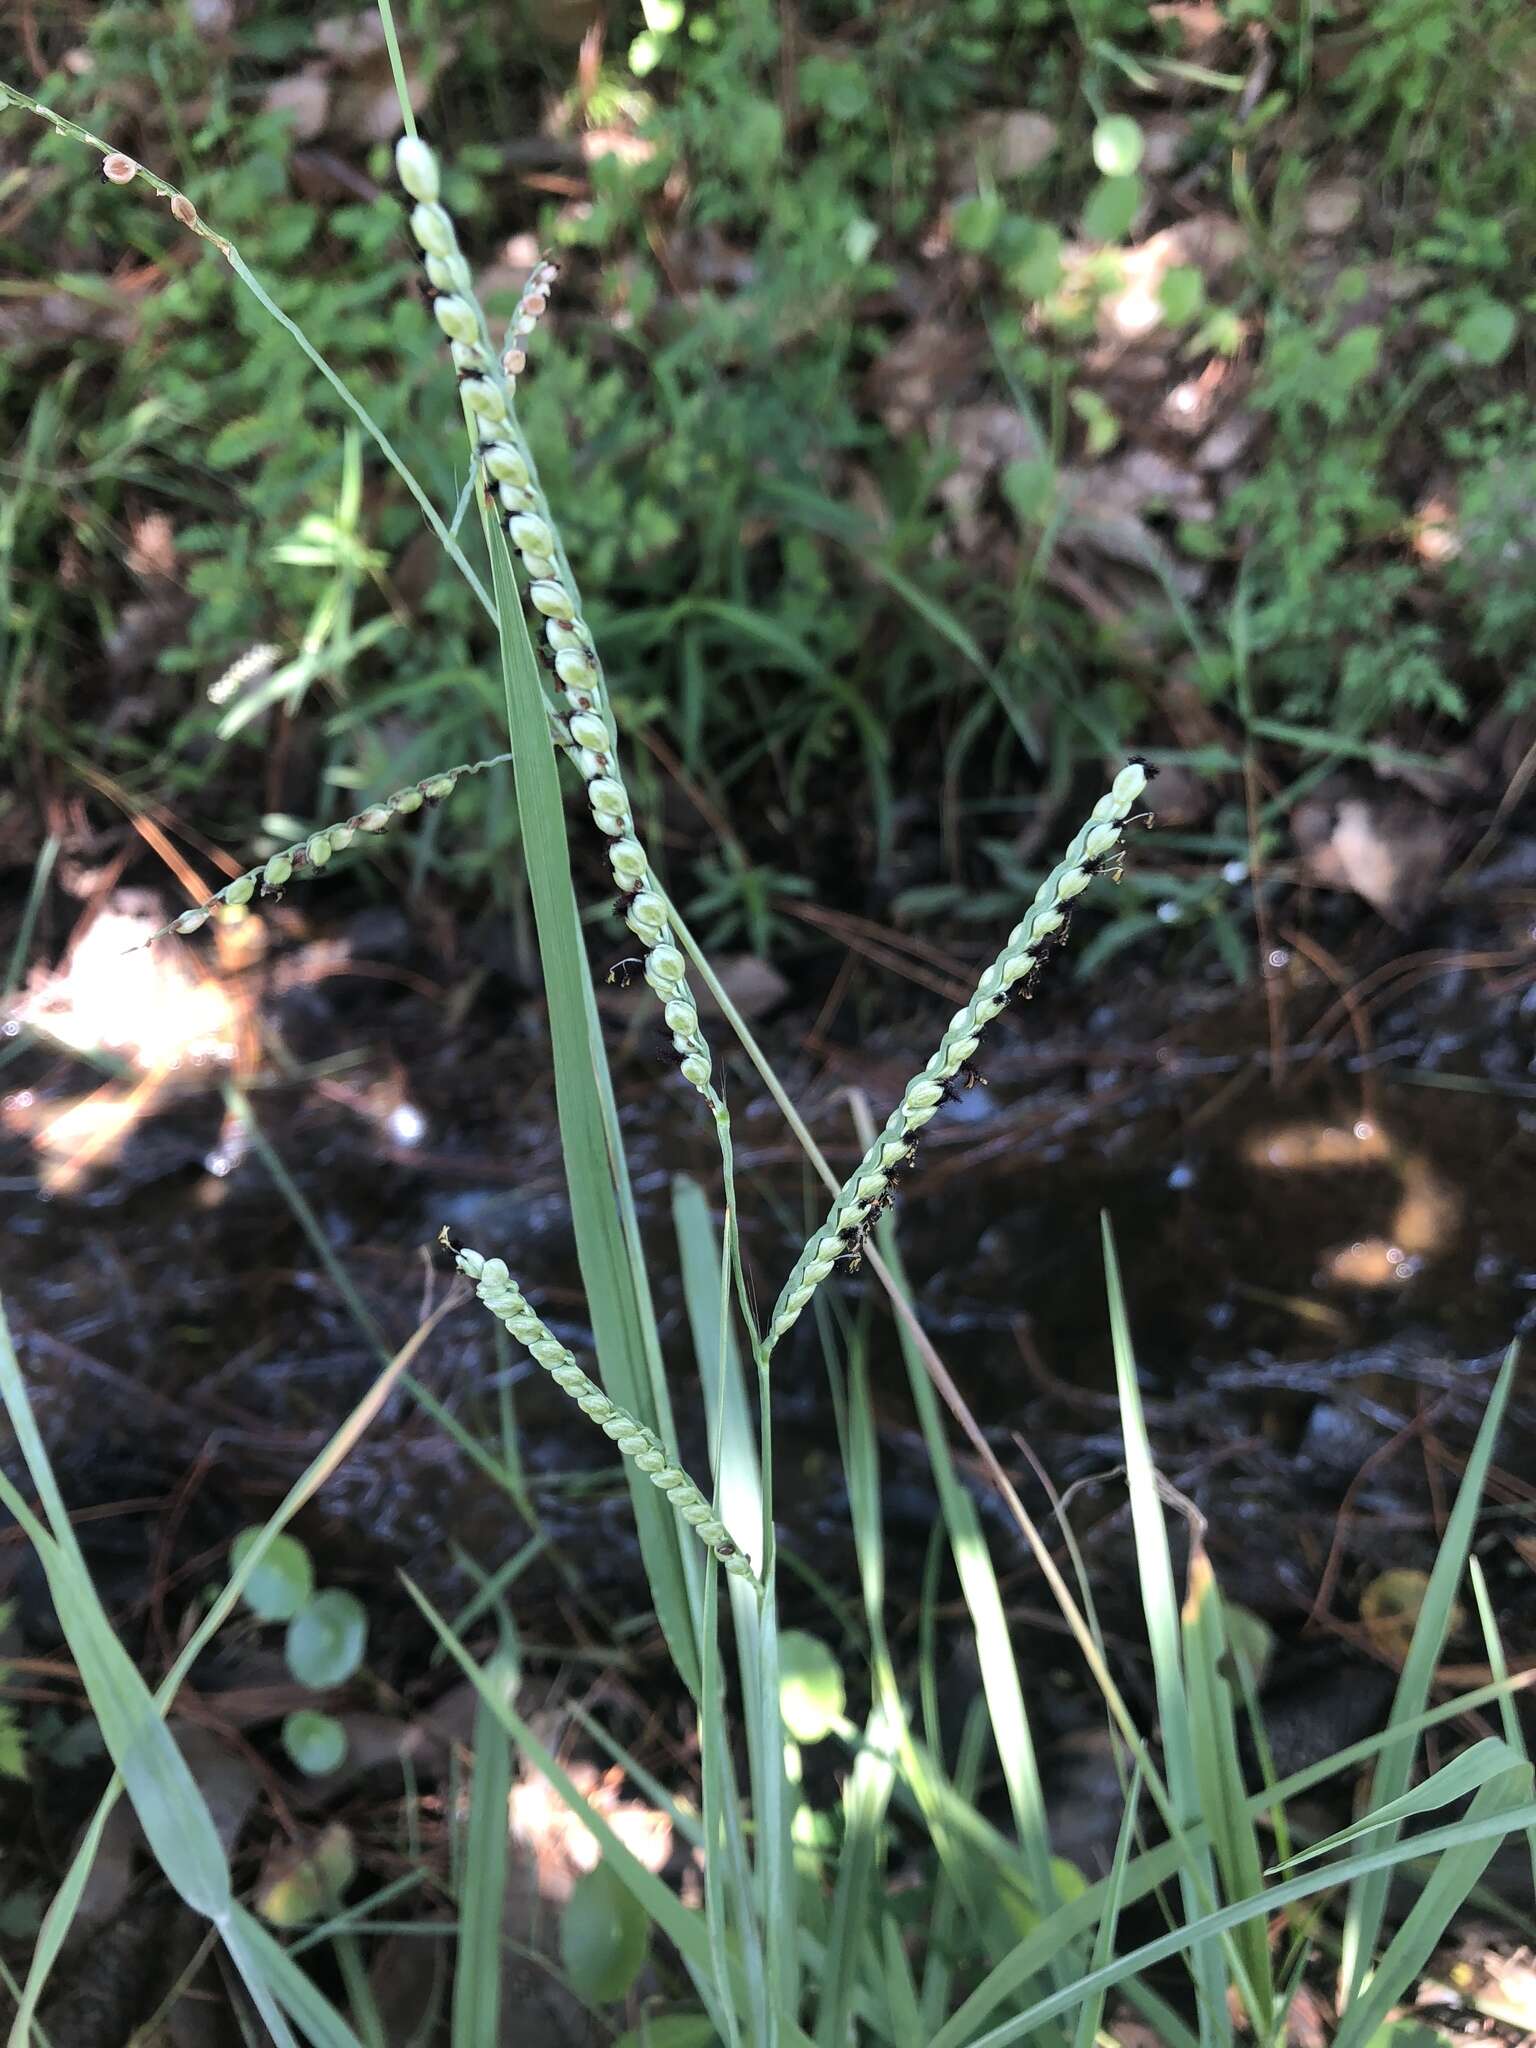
[230,1526,364,1774]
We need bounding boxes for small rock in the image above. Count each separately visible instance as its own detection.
[1303,178,1364,236]
[1140,113,1190,176]
[711,953,790,1020]
[1194,409,1261,473]
[265,69,331,142]
[961,110,1059,184]
[993,110,1059,178]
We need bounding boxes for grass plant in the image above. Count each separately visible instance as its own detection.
[0,34,1531,2048]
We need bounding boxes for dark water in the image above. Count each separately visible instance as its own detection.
[1,857,1534,1854]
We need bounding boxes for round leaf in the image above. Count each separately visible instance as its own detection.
[282,1710,348,1776]
[1359,1568,1462,1661]
[231,1528,313,1623]
[951,193,1004,254]
[1452,299,1516,367]
[1157,265,1206,325]
[1081,175,1141,244]
[1006,221,1063,301]
[285,1589,368,1689]
[778,1630,845,1744]
[257,1823,355,1927]
[561,1861,649,2005]
[1092,115,1144,178]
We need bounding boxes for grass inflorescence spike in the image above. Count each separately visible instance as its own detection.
[443,1233,759,1588]
[764,762,1151,1352]
[148,752,514,944]
[396,137,725,1123]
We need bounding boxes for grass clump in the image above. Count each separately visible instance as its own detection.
[0,21,1533,2048]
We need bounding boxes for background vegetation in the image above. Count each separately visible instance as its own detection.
[4,0,1532,968]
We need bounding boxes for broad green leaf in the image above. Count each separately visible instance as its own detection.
[232,1528,314,1622]
[1452,298,1516,366]
[779,1633,845,1745]
[1082,174,1141,242]
[1158,265,1206,324]
[952,193,1005,253]
[286,1590,368,1688]
[282,1711,348,1776]
[1092,115,1144,177]
[1008,220,1064,299]
[257,1824,357,1927]
[563,1861,651,2004]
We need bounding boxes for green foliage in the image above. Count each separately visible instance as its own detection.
[777,1631,845,1745]
[3,0,1531,968]
[285,1589,369,1689]
[231,1528,315,1622]
[230,1530,370,1713]
[282,1709,349,1777]
[1442,402,1536,700]
[0,1602,26,1780]
[562,1860,652,2005]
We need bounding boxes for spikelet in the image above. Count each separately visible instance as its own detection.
[148,752,514,943]
[765,764,1152,1350]
[445,1235,759,1587]
[396,139,723,1119]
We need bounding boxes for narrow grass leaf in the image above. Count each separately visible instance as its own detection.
[3,1298,442,2041]
[865,1145,1068,1989]
[1468,1557,1536,1898]
[1103,1217,1233,2041]
[1332,1764,1534,2048]
[1181,1543,1274,2017]
[1071,1765,1145,2048]
[879,1913,925,2048]
[0,1306,231,1915]
[942,1795,1536,2048]
[230,1905,371,2048]
[923,1667,1536,2048]
[673,1176,778,2039]
[488,532,700,1693]
[402,1574,803,2044]
[452,1665,515,2048]
[1340,1339,1519,2003]
[815,1701,897,2048]
[1273,1738,1524,1869]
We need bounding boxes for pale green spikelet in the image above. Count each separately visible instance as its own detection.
[146,752,514,945]
[765,762,1152,1351]
[443,1235,760,1588]
[397,142,724,1121]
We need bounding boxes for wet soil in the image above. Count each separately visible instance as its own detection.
[1,826,1534,1920]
